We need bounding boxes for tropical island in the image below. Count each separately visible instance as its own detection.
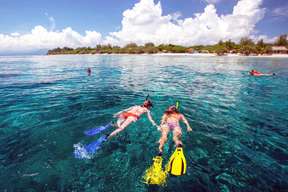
[47,34,288,56]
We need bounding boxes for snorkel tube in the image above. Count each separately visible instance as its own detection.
[143,94,153,109]
[145,94,150,101]
[176,101,180,110]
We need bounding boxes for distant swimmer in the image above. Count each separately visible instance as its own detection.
[87,68,92,76]
[250,69,276,76]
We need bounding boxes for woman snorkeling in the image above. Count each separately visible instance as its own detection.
[75,99,158,159]
[108,100,157,139]
[158,104,192,155]
[143,103,193,180]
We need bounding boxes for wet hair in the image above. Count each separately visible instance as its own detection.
[250,69,256,75]
[164,105,180,115]
[143,100,153,109]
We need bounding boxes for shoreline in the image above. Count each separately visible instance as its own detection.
[1,53,288,58]
[45,53,288,58]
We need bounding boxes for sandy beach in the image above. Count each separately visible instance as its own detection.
[43,53,288,58]
[154,53,288,57]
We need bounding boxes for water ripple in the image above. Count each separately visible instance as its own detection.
[0,55,287,191]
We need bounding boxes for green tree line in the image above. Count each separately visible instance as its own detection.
[47,34,288,56]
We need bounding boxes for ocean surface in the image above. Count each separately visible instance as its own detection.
[0,55,287,192]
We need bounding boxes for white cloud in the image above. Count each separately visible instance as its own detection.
[107,0,265,45]
[203,0,223,4]
[272,6,288,17]
[171,11,182,21]
[0,0,267,53]
[10,32,20,37]
[250,34,277,43]
[44,13,56,31]
[0,26,102,52]
[48,16,56,31]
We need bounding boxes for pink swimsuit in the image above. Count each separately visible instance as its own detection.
[167,122,179,130]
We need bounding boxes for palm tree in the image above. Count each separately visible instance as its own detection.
[275,34,288,46]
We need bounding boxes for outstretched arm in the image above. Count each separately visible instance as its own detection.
[261,73,275,76]
[160,114,167,126]
[181,115,192,132]
[113,106,135,117]
[147,110,158,128]
[156,114,168,131]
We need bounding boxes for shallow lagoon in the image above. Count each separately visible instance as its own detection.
[0,55,287,191]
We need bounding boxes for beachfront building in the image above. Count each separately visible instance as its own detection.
[200,50,210,54]
[187,48,194,53]
[271,46,288,54]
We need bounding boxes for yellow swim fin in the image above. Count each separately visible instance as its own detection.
[143,156,168,185]
[166,147,187,176]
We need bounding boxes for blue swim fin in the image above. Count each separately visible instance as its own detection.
[85,135,108,154]
[74,135,108,159]
[84,122,112,136]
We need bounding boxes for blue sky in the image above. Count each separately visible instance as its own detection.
[1,0,134,36]
[1,0,287,36]
[0,0,287,53]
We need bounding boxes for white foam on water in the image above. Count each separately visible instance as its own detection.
[73,143,92,159]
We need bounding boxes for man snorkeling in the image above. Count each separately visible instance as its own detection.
[158,105,192,154]
[108,100,157,139]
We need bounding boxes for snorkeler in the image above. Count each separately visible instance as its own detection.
[74,99,158,159]
[250,69,275,76]
[158,105,192,154]
[143,103,192,180]
[87,68,92,76]
[108,100,157,139]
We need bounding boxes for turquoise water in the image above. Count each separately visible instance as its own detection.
[0,55,287,191]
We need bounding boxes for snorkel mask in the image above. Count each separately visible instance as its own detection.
[168,101,179,112]
[143,94,153,109]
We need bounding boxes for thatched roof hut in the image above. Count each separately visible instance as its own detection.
[271,46,288,54]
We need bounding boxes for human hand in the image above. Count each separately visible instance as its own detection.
[157,126,161,131]
[187,127,192,132]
